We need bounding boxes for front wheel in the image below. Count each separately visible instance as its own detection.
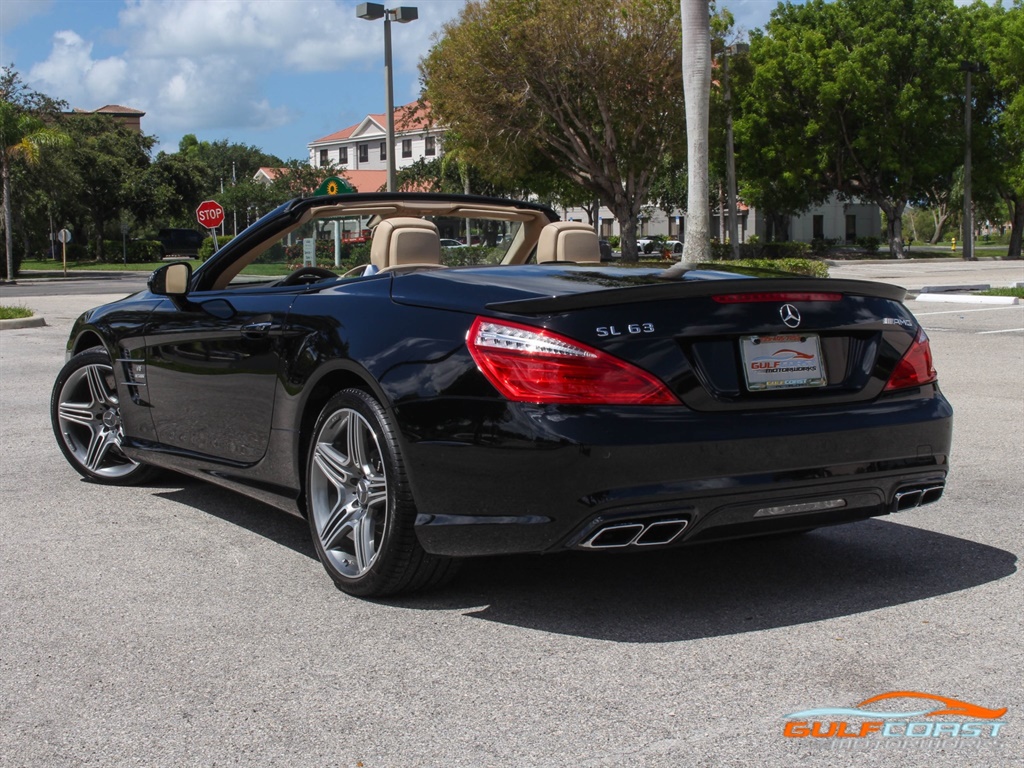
[50,347,157,485]
[306,389,457,597]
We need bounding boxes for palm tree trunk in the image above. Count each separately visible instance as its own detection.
[667,0,711,275]
[2,155,15,282]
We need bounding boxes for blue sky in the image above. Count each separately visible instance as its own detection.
[0,1,790,161]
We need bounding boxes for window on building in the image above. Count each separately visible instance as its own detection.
[846,214,857,242]
[813,215,824,240]
[339,147,348,165]
[601,219,614,237]
[425,136,436,156]
[402,139,412,158]
[380,142,387,161]
[358,144,368,163]
[319,149,328,166]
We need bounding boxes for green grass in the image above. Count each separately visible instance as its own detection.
[20,259,204,272]
[980,287,1024,298]
[19,258,301,277]
[0,305,34,320]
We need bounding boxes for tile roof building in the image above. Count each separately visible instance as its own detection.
[307,100,443,189]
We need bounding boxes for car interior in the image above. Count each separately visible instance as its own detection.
[189,199,611,293]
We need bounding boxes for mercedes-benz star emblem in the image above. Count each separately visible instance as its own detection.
[779,304,802,328]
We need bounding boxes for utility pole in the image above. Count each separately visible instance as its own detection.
[960,61,986,262]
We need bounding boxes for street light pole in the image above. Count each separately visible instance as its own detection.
[357,3,419,193]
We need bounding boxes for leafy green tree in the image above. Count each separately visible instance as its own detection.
[421,0,686,262]
[179,135,283,190]
[970,0,1023,259]
[147,149,215,228]
[0,66,69,279]
[738,0,968,257]
[53,114,156,259]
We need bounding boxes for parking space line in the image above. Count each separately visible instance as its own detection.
[977,328,1024,335]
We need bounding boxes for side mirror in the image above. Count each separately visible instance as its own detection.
[149,262,193,297]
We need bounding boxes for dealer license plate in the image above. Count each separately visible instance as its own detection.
[740,334,827,391]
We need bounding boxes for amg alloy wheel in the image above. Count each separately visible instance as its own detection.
[307,389,457,597]
[51,347,156,485]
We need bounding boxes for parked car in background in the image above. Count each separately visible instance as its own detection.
[50,192,952,598]
[440,238,466,248]
[157,228,205,257]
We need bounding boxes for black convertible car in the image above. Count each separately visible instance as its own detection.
[50,193,952,597]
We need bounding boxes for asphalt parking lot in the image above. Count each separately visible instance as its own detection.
[1,262,1021,767]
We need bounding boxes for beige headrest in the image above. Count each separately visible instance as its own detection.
[370,217,442,269]
[537,221,600,262]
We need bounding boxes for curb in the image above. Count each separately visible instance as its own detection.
[914,294,1019,305]
[0,316,47,330]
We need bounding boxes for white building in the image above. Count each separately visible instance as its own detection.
[562,193,880,245]
[307,100,442,190]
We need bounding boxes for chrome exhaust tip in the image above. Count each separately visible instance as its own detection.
[635,519,689,546]
[582,523,645,549]
[892,481,945,512]
[581,518,689,549]
[894,488,924,511]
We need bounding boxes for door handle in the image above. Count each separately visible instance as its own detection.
[241,320,274,338]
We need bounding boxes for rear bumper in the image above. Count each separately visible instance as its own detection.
[397,388,953,557]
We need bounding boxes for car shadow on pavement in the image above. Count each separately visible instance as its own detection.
[152,481,316,559]
[149,479,1016,644]
[392,520,1017,643]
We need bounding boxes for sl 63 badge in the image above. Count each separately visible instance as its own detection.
[596,323,655,337]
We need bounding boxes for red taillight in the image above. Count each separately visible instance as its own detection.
[885,328,937,391]
[467,317,679,405]
[712,292,842,303]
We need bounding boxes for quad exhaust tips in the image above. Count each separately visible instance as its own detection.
[581,518,689,549]
[893,483,945,512]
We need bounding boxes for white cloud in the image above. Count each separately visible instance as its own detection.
[0,0,54,30]
[22,0,463,152]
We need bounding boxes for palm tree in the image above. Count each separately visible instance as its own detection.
[670,0,712,272]
[1,100,69,281]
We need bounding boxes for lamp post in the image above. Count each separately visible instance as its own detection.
[960,61,986,262]
[357,3,419,193]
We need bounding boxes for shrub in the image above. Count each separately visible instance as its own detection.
[101,239,164,263]
[101,240,159,264]
[55,243,89,262]
[704,258,828,278]
[607,235,620,248]
[810,237,839,256]
[759,241,811,260]
[855,236,881,253]
[199,234,237,260]
[710,242,732,260]
[442,245,504,266]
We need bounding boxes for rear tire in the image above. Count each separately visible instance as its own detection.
[306,388,458,597]
[50,347,158,485]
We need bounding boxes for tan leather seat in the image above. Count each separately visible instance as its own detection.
[370,217,442,270]
[536,221,601,263]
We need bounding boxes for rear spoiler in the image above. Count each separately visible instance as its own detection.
[486,278,907,315]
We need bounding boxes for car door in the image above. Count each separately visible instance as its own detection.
[141,290,297,464]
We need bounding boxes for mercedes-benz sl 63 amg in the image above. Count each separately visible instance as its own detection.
[50,193,952,597]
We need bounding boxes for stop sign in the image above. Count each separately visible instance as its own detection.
[196,200,225,229]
